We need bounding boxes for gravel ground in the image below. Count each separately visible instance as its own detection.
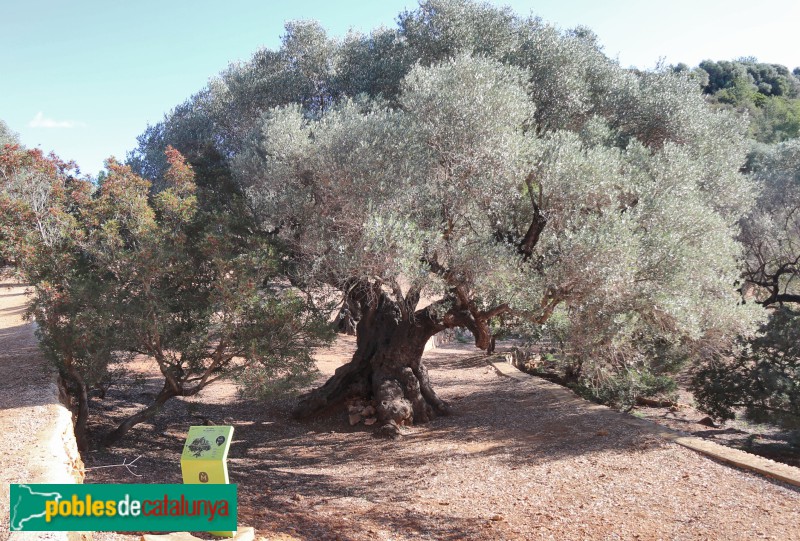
[86,336,800,541]
[0,279,83,541]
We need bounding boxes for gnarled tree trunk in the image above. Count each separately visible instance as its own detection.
[292,275,560,436]
[293,292,451,438]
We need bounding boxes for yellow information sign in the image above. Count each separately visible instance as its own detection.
[181,425,235,537]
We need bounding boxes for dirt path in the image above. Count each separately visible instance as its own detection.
[84,336,800,541]
[0,279,84,541]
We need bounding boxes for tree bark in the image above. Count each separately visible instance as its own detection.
[293,292,450,437]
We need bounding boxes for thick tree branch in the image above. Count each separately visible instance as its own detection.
[482,303,510,320]
[390,281,409,321]
[762,293,800,306]
[519,172,547,260]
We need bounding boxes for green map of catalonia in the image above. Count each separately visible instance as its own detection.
[10,485,63,531]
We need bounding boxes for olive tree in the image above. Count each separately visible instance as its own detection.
[740,140,800,306]
[235,50,755,434]
[133,0,759,435]
[689,140,800,426]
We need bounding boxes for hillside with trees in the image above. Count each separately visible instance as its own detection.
[675,58,800,143]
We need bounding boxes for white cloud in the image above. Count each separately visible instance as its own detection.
[28,111,86,129]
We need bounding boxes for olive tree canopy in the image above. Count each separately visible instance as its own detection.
[132,0,760,435]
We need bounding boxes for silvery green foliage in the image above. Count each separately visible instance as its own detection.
[399,0,519,63]
[238,52,758,370]
[237,55,535,302]
[335,28,413,103]
[399,1,625,133]
[130,21,341,183]
[135,0,760,394]
[510,22,622,132]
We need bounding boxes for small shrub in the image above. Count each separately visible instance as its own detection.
[577,364,678,411]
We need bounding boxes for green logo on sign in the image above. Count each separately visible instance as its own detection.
[9,484,237,532]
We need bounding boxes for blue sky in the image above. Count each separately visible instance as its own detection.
[2,0,798,176]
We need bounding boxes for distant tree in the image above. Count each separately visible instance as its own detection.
[699,60,752,95]
[694,59,800,143]
[132,0,758,434]
[698,59,800,99]
[750,96,800,143]
[715,76,760,107]
[739,140,800,307]
[671,63,709,89]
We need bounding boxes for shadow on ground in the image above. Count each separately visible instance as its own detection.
[85,341,674,540]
